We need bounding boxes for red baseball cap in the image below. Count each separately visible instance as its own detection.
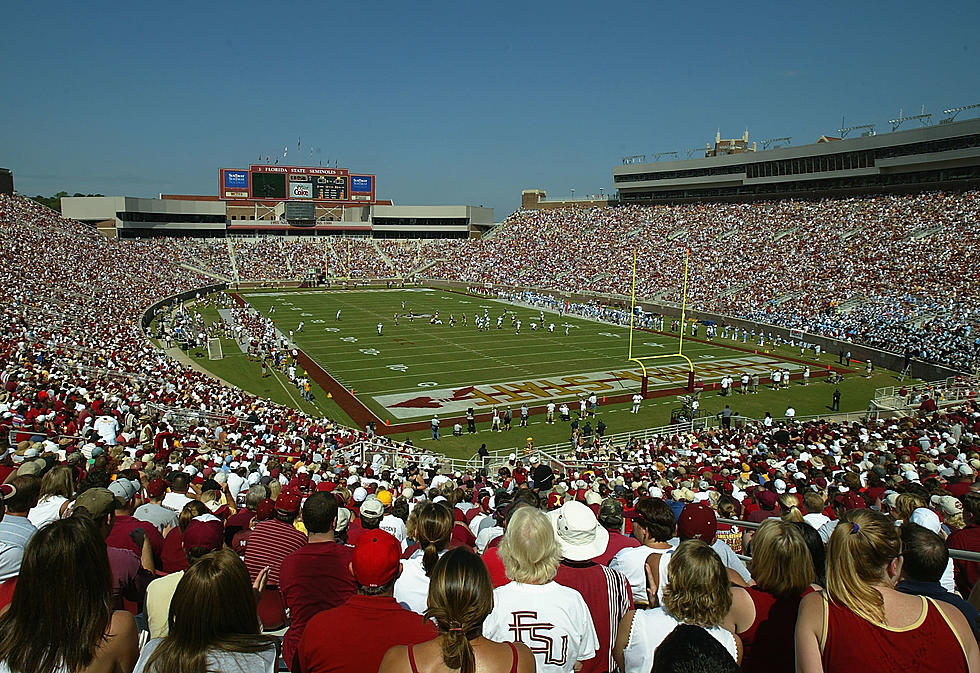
[275,492,301,514]
[146,478,168,499]
[677,503,718,541]
[255,499,275,521]
[351,530,401,588]
[183,517,224,552]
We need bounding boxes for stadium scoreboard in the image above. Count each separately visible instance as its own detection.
[218,165,376,203]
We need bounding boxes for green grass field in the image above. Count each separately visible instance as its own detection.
[186,287,912,459]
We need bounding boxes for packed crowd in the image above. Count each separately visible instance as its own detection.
[192,191,980,370]
[3,373,980,672]
[3,190,980,672]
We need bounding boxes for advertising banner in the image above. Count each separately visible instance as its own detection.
[223,170,249,189]
[289,181,313,199]
[350,175,373,193]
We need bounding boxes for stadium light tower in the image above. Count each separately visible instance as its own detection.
[889,106,932,132]
[570,188,575,200]
[654,151,678,161]
[622,154,647,165]
[838,122,876,138]
[760,137,792,150]
[941,103,980,124]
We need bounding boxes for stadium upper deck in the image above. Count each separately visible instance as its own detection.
[613,117,980,203]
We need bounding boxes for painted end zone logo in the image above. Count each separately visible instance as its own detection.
[375,355,801,419]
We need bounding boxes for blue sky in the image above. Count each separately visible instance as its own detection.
[2,0,978,217]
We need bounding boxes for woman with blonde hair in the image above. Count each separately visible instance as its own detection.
[777,492,804,523]
[725,519,814,673]
[394,500,454,614]
[614,539,740,673]
[483,506,599,673]
[796,508,980,672]
[28,464,75,528]
[380,547,535,673]
[892,492,926,522]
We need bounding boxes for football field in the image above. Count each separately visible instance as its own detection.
[240,288,821,425]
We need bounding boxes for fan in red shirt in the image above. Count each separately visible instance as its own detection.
[243,491,307,586]
[295,529,436,673]
[280,492,356,670]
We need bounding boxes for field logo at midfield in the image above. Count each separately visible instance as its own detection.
[374,355,800,419]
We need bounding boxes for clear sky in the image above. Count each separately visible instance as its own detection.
[2,0,978,218]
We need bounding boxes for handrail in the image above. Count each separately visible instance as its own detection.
[716,517,980,563]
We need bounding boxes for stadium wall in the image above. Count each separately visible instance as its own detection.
[424,279,962,382]
[141,284,228,330]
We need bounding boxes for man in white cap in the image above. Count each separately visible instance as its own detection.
[551,501,632,673]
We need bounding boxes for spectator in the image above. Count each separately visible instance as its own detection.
[27,465,74,529]
[380,547,535,673]
[0,475,39,552]
[295,530,437,673]
[551,500,633,673]
[394,500,453,614]
[727,519,816,673]
[796,509,980,672]
[135,548,278,673]
[899,522,980,642]
[280,492,356,669]
[0,516,139,673]
[652,624,742,673]
[134,478,179,533]
[161,472,195,512]
[610,496,676,606]
[107,476,164,563]
[160,500,209,573]
[145,515,224,639]
[614,539,741,672]
[243,491,306,586]
[592,497,641,565]
[72,486,155,609]
[949,493,980,596]
[484,506,599,673]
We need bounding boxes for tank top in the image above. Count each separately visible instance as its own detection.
[738,586,812,673]
[822,594,968,673]
[408,641,518,673]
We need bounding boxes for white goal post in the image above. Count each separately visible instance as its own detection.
[207,338,223,360]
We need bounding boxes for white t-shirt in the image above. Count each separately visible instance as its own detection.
[624,608,736,673]
[484,581,598,673]
[28,495,68,529]
[93,415,119,445]
[393,548,448,615]
[380,514,408,550]
[803,512,831,531]
[162,491,193,512]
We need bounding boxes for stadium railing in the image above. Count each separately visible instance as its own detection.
[717,518,980,564]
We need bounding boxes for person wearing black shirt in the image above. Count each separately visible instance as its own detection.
[478,443,490,476]
[530,456,554,495]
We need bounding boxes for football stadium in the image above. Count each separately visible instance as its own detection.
[4,5,980,672]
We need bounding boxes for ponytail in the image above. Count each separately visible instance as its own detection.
[414,501,454,577]
[779,493,804,523]
[826,509,900,624]
[441,626,477,673]
[423,541,440,576]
